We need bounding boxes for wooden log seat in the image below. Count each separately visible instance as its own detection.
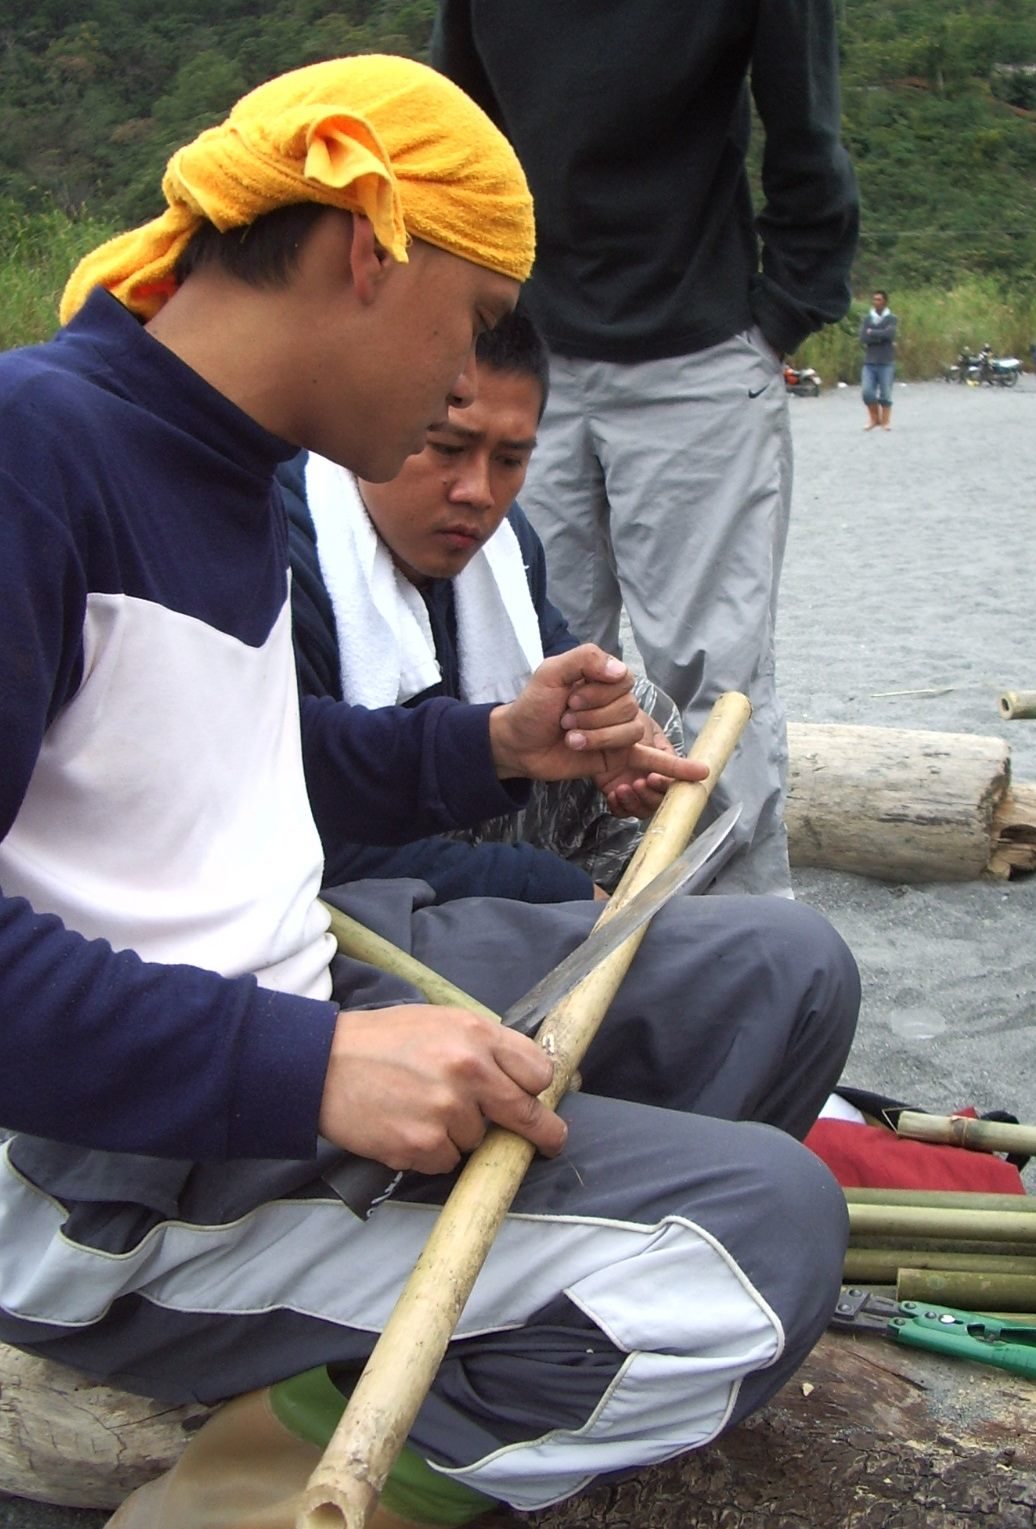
[2,1331,1034,1525]
[786,722,1036,882]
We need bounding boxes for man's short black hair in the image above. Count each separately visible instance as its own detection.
[476,307,550,420]
[174,203,330,288]
[873,288,888,303]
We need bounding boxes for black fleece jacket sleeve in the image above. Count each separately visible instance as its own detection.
[749,0,860,355]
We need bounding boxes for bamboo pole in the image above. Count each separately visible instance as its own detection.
[844,1248,1036,1284]
[321,905,499,1022]
[999,690,1036,720]
[844,1189,1036,1213]
[848,1203,1036,1247]
[897,1267,1036,1313]
[297,692,752,1529]
[850,1236,1036,1260]
[896,1112,1036,1157]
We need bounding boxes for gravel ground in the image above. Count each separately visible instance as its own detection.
[3,373,1034,1525]
[780,374,1036,1173]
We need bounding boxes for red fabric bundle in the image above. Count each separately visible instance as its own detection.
[805,1108,1026,1194]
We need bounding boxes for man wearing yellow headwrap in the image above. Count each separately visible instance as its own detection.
[60,53,535,483]
[61,53,535,320]
[0,52,859,1529]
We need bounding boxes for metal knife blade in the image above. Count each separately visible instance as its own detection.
[502,801,742,1036]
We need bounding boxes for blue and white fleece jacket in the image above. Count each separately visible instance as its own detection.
[0,290,524,1165]
[0,297,848,1508]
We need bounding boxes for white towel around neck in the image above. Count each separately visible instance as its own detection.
[303,453,544,707]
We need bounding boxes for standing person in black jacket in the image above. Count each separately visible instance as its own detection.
[432,0,860,896]
[860,289,898,430]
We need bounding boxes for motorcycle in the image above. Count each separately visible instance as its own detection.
[943,347,978,383]
[783,364,821,397]
[944,346,1021,387]
[971,346,1021,387]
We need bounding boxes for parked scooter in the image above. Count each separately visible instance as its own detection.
[783,363,821,397]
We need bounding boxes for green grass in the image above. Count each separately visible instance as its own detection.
[3,208,1035,386]
[0,200,115,350]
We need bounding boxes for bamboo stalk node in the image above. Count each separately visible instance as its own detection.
[896,1111,1036,1157]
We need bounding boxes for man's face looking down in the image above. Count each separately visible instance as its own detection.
[357,363,542,586]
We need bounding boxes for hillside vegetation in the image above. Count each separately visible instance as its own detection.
[837,0,1036,291]
[2,0,1035,363]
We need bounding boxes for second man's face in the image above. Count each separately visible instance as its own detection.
[358,366,541,586]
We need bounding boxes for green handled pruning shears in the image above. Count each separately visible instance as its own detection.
[831,1286,1036,1381]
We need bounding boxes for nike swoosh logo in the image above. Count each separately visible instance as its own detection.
[748,384,769,398]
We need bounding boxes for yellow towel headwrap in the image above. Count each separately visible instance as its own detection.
[60,55,534,325]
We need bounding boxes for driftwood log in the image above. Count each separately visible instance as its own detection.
[786,722,1036,882]
[2,1333,1034,1525]
[0,1344,211,1508]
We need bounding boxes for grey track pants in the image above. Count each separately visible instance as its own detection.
[518,332,794,895]
[0,884,858,1510]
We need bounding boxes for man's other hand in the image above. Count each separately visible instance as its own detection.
[489,644,709,789]
[595,705,697,818]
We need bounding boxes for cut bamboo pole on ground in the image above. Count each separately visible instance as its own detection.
[297,691,752,1529]
[785,721,1036,880]
[851,1238,1036,1260]
[847,1202,1036,1247]
[842,1192,1036,1285]
[897,1266,1036,1312]
[844,1187,1036,1212]
[896,1111,1036,1157]
[999,689,1036,720]
[845,1248,1036,1283]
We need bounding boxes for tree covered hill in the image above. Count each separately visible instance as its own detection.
[836,0,1036,289]
[2,0,1035,294]
[0,1,439,225]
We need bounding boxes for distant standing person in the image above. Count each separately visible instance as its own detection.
[860,290,897,430]
[432,1,859,896]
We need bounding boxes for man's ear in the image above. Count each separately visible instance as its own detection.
[349,214,394,306]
